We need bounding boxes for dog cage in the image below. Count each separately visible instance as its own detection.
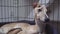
[0,0,34,22]
[0,0,59,34]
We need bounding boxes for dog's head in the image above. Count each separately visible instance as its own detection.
[33,3,50,22]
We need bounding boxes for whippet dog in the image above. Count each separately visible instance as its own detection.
[0,2,49,34]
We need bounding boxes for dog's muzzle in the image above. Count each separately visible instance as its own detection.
[45,18,50,22]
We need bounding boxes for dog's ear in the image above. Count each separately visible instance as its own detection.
[7,28,22,34]
[33,2,37,8]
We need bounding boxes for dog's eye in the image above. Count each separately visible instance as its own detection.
[38,9,41,12]
[38,6,40,7]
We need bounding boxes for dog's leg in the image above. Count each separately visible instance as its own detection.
[7,28,22,34]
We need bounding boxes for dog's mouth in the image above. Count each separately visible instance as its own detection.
[37,18,50,24]
[37,19,44,23]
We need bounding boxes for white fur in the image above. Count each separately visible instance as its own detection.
[34,5,48,21]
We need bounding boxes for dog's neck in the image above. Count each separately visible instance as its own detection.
[34,12,38,26]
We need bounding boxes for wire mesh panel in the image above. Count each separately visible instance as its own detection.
[0,0,36,22]
[0,0,18,22]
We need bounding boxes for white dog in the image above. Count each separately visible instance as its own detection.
[0,2,49,34]
[33,2,50,34]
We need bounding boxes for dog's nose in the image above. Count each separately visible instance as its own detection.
[45,18,50,22]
